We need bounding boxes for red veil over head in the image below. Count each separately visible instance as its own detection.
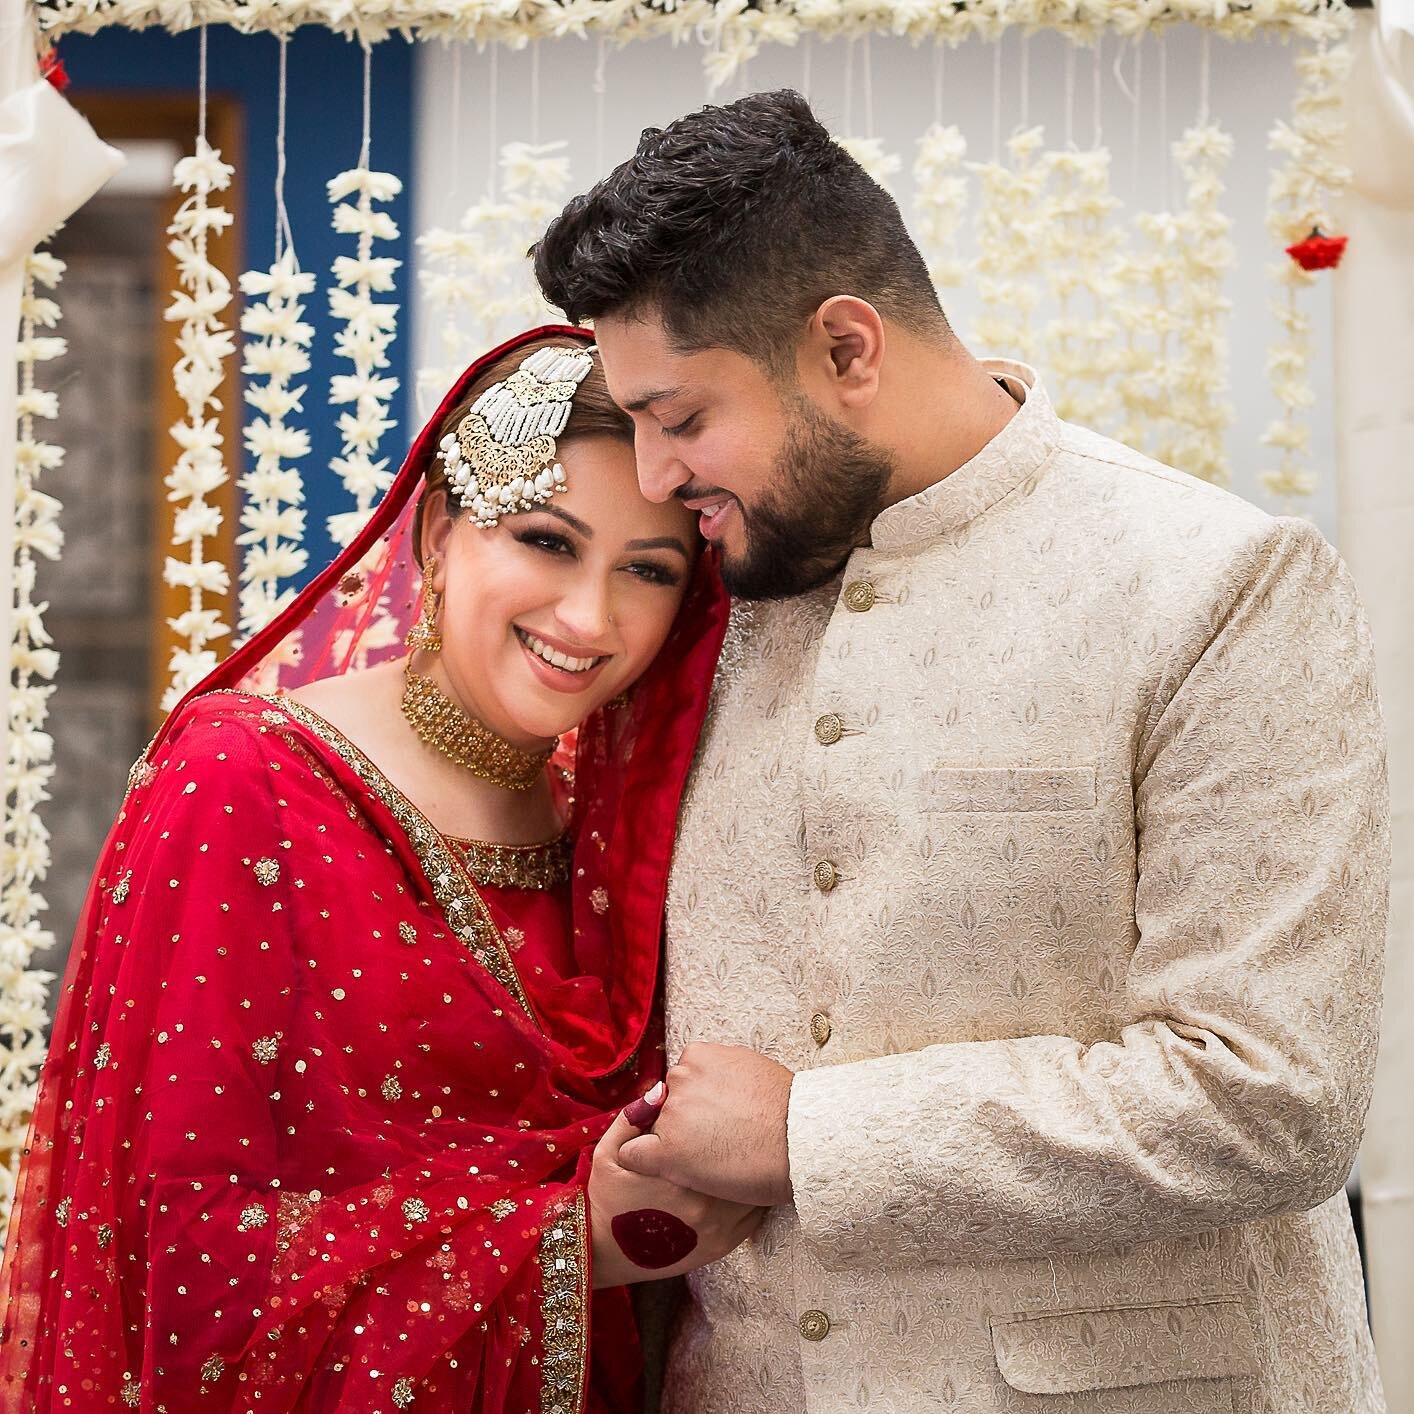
[0,327,730,1411]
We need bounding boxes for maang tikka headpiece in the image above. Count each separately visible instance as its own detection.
[437,343,598,529]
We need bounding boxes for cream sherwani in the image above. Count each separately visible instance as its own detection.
[658,363,1388,1413]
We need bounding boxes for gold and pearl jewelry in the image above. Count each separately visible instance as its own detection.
[406,584,443,653]
[401,664,553,791]
[437,344,596,528]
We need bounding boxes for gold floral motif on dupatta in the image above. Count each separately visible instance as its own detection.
[247,694,539,1027]
[537,1190,589,1414]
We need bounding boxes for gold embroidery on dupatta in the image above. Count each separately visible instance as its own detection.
[537,1189,589,1414]
[244,694,538,1026]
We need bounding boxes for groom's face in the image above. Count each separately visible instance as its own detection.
[596,312,894,600]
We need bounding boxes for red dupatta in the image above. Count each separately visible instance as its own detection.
[0,327,730,1411]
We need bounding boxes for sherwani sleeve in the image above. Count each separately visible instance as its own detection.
[787,516,1390,1269]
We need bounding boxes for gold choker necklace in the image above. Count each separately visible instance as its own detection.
[401,667,554,792]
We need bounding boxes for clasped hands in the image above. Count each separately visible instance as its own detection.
[589,1042,795,1288]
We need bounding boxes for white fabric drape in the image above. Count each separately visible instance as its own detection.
[0,0,123,742]
[1338,8,1414,1411]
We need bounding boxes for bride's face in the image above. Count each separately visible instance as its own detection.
[422,436,699,748]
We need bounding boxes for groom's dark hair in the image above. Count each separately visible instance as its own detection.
[532,89,950,373]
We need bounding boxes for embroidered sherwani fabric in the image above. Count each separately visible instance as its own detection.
[659,362,1389,1414]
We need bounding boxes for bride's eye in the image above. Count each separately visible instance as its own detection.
[625,561,682,587]
[513,529,575,558]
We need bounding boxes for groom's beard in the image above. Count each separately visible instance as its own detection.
[718,399,896,602]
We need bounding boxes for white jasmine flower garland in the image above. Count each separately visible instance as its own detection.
[326,165,402,549]
[0,248,68,1218]
[1260,38,1352,507]
[968,127,1052,364]
[162,137,237,710]
[1169,121,1235,486]
[913,123,970,293]
[416,141,570,415]
[237,249,315,636]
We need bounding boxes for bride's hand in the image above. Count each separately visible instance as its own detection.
[588,1085,764,1288]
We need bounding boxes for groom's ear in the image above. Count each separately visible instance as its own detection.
[805,296,885,413]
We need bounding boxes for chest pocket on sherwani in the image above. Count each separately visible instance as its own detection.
[989,1297,1258,1412]
[921,763,1099,813]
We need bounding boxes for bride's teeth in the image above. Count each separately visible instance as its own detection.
[520,630,599,673]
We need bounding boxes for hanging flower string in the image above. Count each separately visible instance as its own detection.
[1041,144,1122,430]
[161,132,237,710]
[416,140,571,412]
[1168,120,1235,486]
[969,127,1052,365]
[326,163,402,550]
[914,123,970,293]
[236,253,315,637]
[236,38,313,642]
[0,247,69,1216]
[1260,34,1353,508]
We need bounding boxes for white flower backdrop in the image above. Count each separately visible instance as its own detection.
[2,0,1359,1220]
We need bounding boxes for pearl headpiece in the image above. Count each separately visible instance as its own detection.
[437,343,597,528]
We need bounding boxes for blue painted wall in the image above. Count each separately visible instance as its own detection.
[61,25,416,582]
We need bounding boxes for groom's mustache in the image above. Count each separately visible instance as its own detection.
[674,482,735,508]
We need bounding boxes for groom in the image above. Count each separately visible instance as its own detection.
[534,91,1389,1411]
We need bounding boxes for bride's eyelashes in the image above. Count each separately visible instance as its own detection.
[510,527,683,589]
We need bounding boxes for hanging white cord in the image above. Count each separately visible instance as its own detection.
[991,32,1002,161]
[1198,29,1211,125]
[358,38,372,171]
[802,33,813,102]
[1064,41,1076,149]
[1092,34,1102,148]
[1117,35,1141,190]
[1019,33,1030,129]
[198,23,209,142]
[450,43,463,200]
[863,32,875,140]
[530,39,541,146]
[844,35,856,134]
[275,34,296,264]
[488,44,499,201]
[1159,34,1169,210]
[594,37,607,176]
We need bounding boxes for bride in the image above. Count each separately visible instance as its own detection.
[0,328,759,1411]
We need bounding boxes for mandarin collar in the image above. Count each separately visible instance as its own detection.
[868,360,1061,551]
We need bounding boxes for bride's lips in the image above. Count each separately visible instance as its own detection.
[515,626,611,695]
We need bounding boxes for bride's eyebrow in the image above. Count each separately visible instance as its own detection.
[625,536,690,558]
[538,506,593,537]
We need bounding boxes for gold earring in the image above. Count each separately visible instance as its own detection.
[407,586,443,654]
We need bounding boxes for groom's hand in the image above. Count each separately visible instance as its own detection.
[616,1042,795,1207]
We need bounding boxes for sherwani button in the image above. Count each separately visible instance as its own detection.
[814,713,844,746]
[799,1310,831,1341]
[843,580,876,612]
[812,859,838,893]
[809,1012,832,1046]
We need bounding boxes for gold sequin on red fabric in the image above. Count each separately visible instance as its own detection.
[441,833,571,893]
[248,694,537,1025]
[252,856,280,886]
[237,1202,267,1232]
[391,1375,417,1408]
[538,1191,589,1414]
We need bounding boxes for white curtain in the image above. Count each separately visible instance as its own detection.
[1338,8,1414,1410]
